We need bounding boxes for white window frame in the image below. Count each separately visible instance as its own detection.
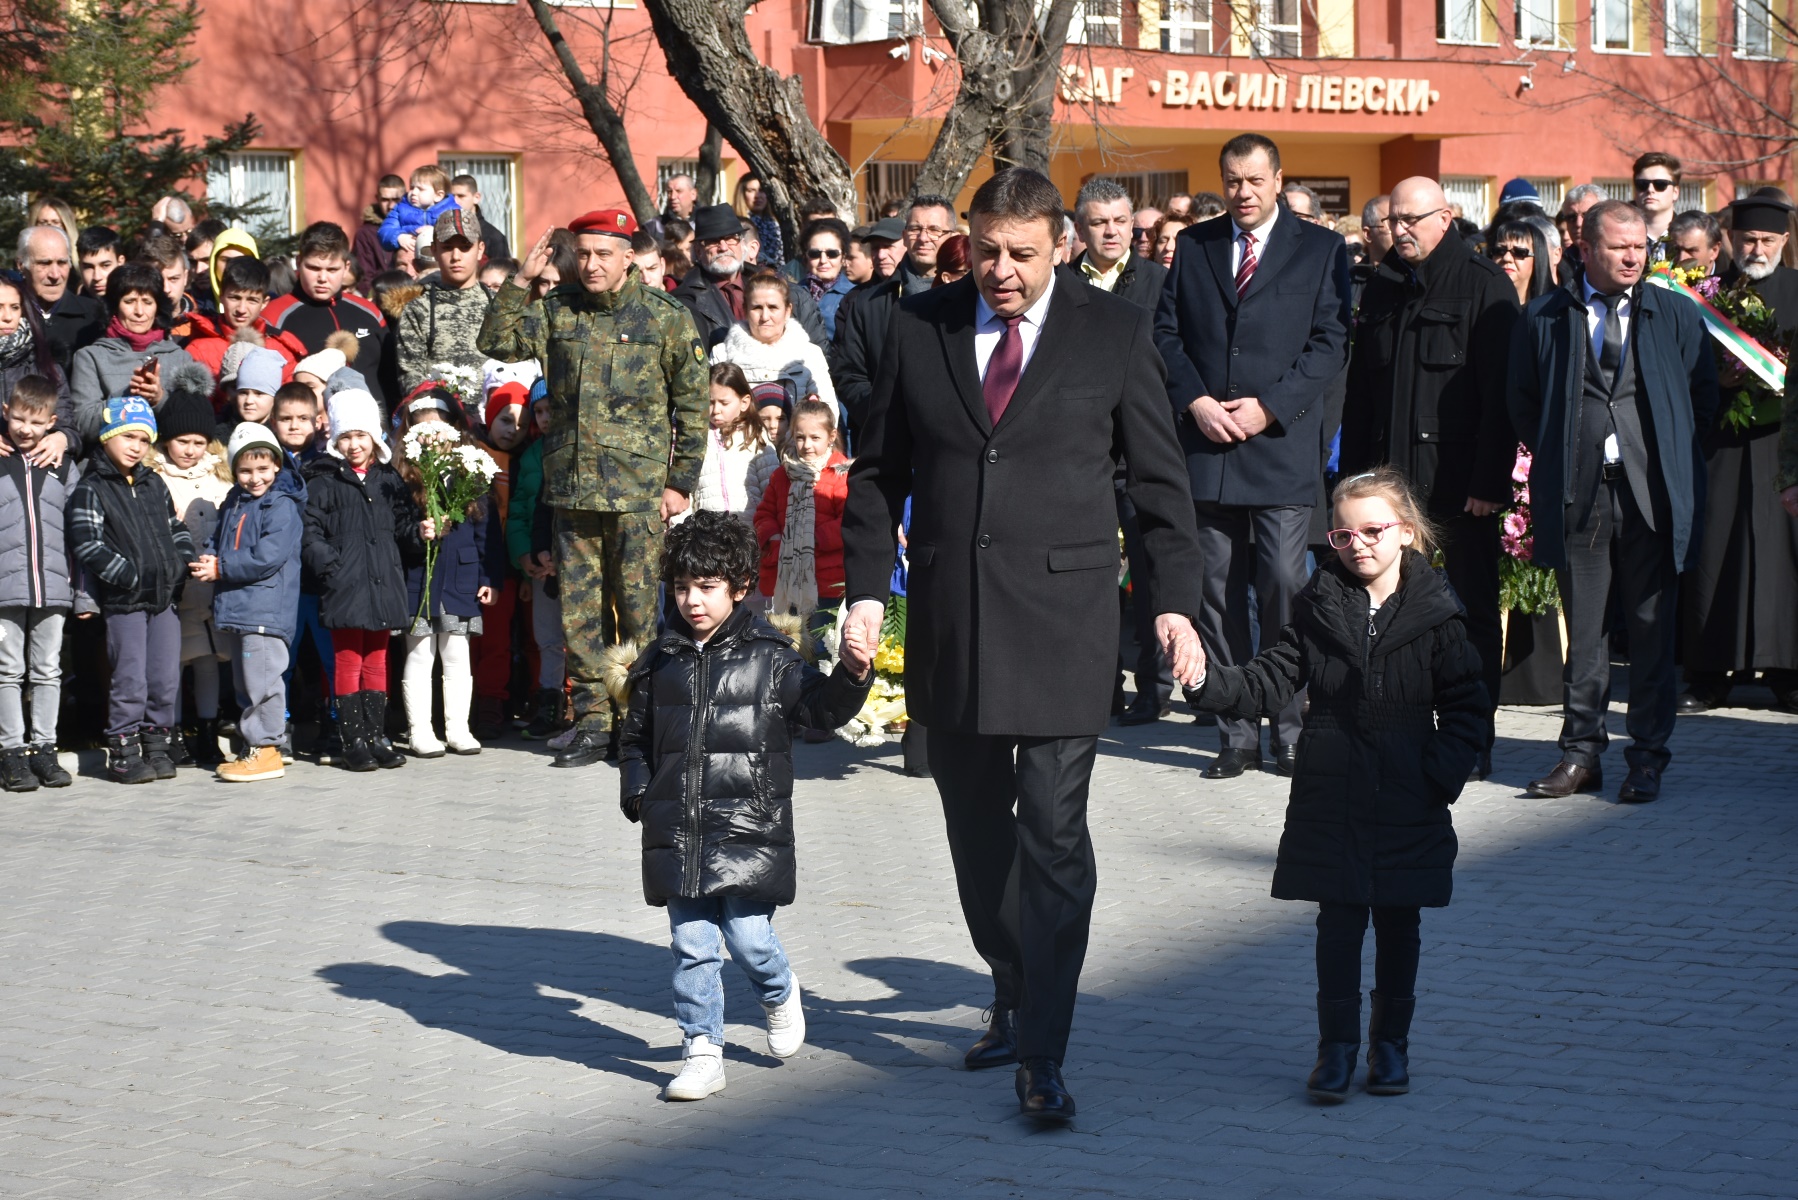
[1678,179,1711,211]
[1159,0,1211,53]
[1436,0,1483,44]
[1525,177,1566,210]
[1736,0,1776,58]
[1592,0,1636,51]
[1665,0,1702,54]
[1253,0,1302,56]
[1596,178,1634,202]
[206,151,298,240]
[810,0,922,43]
[1441,175,1491,227]
[1068,0,1124,45]
[1515,0,1564,47]
[438,153,518,248]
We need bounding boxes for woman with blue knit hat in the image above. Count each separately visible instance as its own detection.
[68,396,199,784]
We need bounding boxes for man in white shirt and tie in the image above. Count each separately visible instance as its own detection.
[840,167,1207,1125]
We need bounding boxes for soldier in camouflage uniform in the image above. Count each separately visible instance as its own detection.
[396,208,494,398]
[478,208,709,767]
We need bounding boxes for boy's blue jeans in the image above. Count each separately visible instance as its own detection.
[666,896,793,1045]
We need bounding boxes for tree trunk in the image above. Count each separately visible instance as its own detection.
[525,0,659,226]
[694,122,723,207]
[640,0,855,251]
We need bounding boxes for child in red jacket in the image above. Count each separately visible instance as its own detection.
[753,398,849,625]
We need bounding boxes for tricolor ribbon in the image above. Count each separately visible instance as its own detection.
[1644,264,1786,392]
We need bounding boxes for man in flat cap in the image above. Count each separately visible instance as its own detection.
[1678,189,1798,714]
[395,206,492,397]
[479,209,710,766]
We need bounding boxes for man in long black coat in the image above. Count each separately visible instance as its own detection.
[1678,192,1798,712]
[839,169,1206,1124]
[1153,134,1352,779]
[1341,176,1520,772]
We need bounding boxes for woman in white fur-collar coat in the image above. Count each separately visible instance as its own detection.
[710,273,838,412]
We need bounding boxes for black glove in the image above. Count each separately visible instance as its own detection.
[620,793,642,823]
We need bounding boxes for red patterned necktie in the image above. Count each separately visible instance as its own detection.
[983,315,1025,426]
[1235,231,1258,300]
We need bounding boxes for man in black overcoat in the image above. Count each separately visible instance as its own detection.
[1153,133,1353,778]
[1678,192,1798,713]
[1508,201,1718,803]
[838,169,1206,1124]
[1341,176,1520,775]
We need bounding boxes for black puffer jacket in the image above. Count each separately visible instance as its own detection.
[301,455,424,631]
[1192,551,1489,908]
[619,603,871,907]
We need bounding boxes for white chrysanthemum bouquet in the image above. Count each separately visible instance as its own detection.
[402,421,501,620]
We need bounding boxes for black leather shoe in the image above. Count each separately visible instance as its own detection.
[963,1004,1018,1070]
[1204,747,1261,779]
[1272,744,1297,776]
[1469,750,1492,782]
[1618,765,1661,803]
[1308,994,1359,1103]
[1365,992,1414,1095]
[1117,702,1171,727]
[1015,1057,1075,1124]
[1526,760,1602,798]
[552,727,615,768]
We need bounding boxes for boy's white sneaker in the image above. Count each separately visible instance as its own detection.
[764,976,805,1059]
[663,1036,726,1101]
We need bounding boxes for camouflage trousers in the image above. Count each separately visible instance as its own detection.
[553,508,663,731]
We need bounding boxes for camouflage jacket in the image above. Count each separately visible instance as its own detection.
[477,271,708,513]
[396,280,494,397]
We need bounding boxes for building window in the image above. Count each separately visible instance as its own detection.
[1593,0,1634,50]
[206,151,297,240]
[1067,0,1124,45]
[1737,180,1780,199]
[1525,177,1566,210]
[1516,0,1561,46]
[1093,170,1191,210]
[810,0,921,42]
[1666,0,1702,54]
[863,161,922,221]
[1737,0,1775,57]
[1252,0,1302,56]
[1441,176,1491,227]
[439,154,517,248]
[1596,178,1633,202]
[1437,0,1481,43]
[1678,179,1711,210]
[1159,0,1211,53]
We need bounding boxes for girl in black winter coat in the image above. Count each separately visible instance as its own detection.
[301,389,425,772]
[617,511,870,1102]
[1189,467,1490,1104]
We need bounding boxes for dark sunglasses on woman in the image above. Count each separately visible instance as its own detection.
[806,248,842,260]
[1487,244,1532,261]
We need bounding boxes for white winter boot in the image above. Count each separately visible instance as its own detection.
[663,1035,726,1101]
[440,638,482,755]
[402,636,444,758]
[764,975,806,1059]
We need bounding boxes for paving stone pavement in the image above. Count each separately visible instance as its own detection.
[1,693,1794,1199]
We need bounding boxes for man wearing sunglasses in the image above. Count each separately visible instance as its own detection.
[1632,152,1681,263]
[1340,177,1519,779]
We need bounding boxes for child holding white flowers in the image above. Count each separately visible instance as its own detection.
[395,386,505,756]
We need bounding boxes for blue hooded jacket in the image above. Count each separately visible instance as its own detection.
[379,195,461,251]
[210,456,307,644]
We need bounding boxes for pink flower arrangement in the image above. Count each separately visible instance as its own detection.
[1499,443,1559,614]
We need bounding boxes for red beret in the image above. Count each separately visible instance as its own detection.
[568,209,637,239]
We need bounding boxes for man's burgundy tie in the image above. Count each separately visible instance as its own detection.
[983,315,1025,426]
[1235,231,1258,300]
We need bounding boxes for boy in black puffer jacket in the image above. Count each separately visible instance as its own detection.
[69,397,198,784]
[618,510,870,1103]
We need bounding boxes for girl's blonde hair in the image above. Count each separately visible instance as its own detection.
[152,438,233,483]
[1330,466,1439,559]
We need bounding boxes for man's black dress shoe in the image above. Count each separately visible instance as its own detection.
[1015,1057,1075,1124]
[1618,765,1661,803]
[552,727,615,768]
[1117,702,1172,727]
[1469,750,1492,782]
[1204,747,1261,779]
[1272,744,1297,777]
[1526,760,1602,798]
[964,1005,1018,1070]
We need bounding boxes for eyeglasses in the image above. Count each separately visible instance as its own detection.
[1326,521,1404,550]
[1386,208,1448,229]
[700,234,741,248]
[1634,177,1676,193]
[805,248,842,260]
[904,224,953,239]
[1487,244,1533,261]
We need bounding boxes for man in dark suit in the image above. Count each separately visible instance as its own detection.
[831,202,951,432]
[839,168,1206,1124]
[1341,176,1520,777]
[671,205,825,350]
[1508,200,1718,803]
[1070,178,1176,725]
[1153,133,1353,778]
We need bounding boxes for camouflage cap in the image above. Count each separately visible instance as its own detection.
[433,207,478,247]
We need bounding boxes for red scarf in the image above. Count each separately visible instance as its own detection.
[104,317,165,354]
